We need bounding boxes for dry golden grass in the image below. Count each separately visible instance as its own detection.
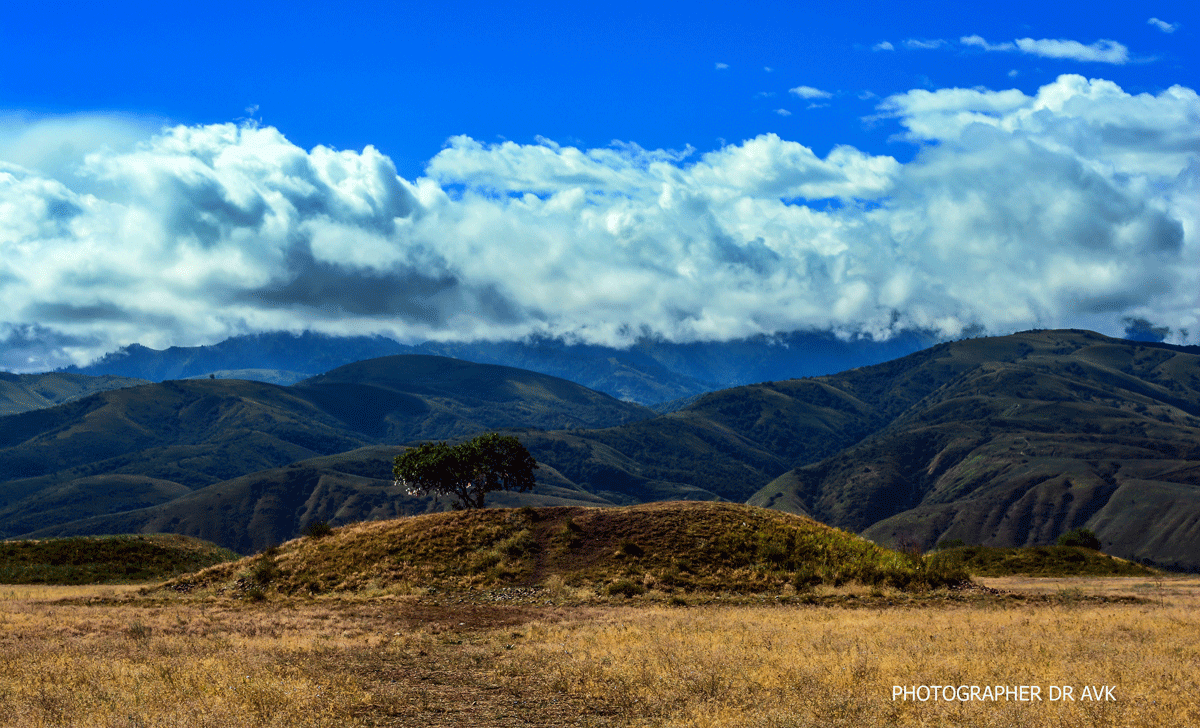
[0,593,370,727]
[0,585,599,727]
[0,584,145,601]
[497,578,1200,727]
[1,579,1197,726]
[978,574,1200,600]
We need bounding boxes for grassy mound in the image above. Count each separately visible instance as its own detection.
[0,534,240,584]
[928,545,1157,577]
[165,502,968,598]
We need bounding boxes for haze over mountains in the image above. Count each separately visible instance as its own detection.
[2,330,1198,570]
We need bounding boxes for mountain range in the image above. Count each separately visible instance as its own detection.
[3,329,1198,570]
[58,329,937,406]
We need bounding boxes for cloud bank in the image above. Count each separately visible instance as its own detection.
[1,75,1197,370]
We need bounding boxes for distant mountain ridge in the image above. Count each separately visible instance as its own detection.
[59,329,938,405]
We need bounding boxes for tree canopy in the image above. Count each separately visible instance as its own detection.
[392,433,538,510]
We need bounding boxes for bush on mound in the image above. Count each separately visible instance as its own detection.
[927,544,1155,577]
[1056,528,1102,550]
[164,503,969,598]
[0,534,240,584]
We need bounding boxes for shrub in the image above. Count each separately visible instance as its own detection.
[936,538,966,550]
[556,518,582,550]
[791,566,822,592]
[252,556,280,585]
[617,539,644,558]
[467,550,503,574]
[126,622,152,642]
[498,529,536,558]
[658,565,682,587]
[1057,528,1101,550]
[755,537,789,565]
[606,579,646,598]
[304,521,333,539]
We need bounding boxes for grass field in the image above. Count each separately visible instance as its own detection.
[0,577,1197,727]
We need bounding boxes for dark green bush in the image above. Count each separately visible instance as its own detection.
[606,579,646,597]
[252,556,280,585]
[1057,528,1101,550]
[791,566,822,592]
[617,539,644,557]
[304,521,333,539]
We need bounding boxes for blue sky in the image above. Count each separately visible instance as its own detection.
[1,1,1197,369]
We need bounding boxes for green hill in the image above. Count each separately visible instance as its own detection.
[293,354,653,440]
[0,356,651,542]
[163,502,967,597]
[0,378,372,538]
[0,372,148,416]
[0,533,238,584]
[748,330,1200,570]
[512,375,887,506]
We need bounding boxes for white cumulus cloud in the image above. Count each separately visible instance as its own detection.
[789,86,832,99]
[0,74,1197,369]
[1147,18,1179,33]
[962,35,1130,64]
[1014,37,1129,64]
[960,35,1015,52]
[904,39,946,50]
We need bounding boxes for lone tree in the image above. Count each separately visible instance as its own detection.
[393,433,538,510]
